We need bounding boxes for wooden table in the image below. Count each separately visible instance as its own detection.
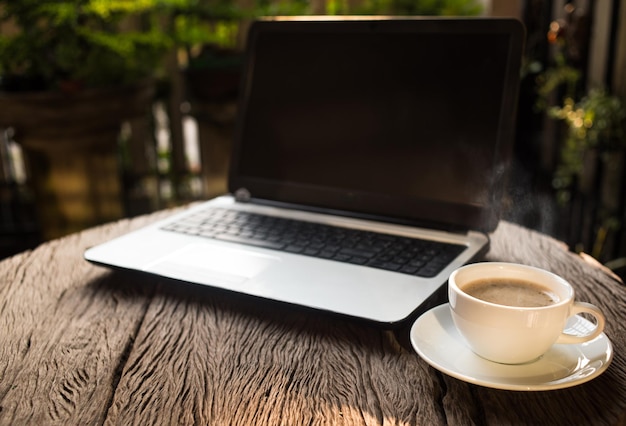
[1,206,625,425]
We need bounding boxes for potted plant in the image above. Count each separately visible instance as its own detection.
[0,0,177,239]
[536,7,626,262]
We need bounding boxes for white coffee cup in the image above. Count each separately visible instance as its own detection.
[448,262,605,364]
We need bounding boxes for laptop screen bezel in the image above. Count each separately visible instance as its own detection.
[228,17,524,233]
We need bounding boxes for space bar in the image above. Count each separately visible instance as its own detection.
[215,234,286,250]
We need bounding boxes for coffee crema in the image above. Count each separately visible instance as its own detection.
[462,278,559,307]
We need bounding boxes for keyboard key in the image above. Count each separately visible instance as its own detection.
[369,261,402,271]
[318,251,336,259]
[215,233,286,250]
[338,247,377,258]
[417,266,441,277]
[333,254,352,262]
[400,265,420,274]
[285,245,305,253]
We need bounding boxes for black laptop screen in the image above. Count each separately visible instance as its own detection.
[230,18,523,232]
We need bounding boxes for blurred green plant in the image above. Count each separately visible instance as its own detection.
[534,55,580,112]
[549,89,626,260]
[0,0,485,92]
[326,0,483,16]
[171,0,311,67]
[535,5,626,261]
[0,0,191,91]
[536,10,626,205]
[549,89,626,203]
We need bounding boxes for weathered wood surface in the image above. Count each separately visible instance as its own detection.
[1,207,625,425]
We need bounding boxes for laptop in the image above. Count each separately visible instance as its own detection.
[85,17,524,326]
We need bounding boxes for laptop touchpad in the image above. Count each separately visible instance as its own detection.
[146,244,279,287]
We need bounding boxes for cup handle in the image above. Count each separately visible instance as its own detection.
[555,302,605,344]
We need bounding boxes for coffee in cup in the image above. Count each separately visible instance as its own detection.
[462,278,558,308]
[448,262,605,364]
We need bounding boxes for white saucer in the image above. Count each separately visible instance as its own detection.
[410,304,613,391]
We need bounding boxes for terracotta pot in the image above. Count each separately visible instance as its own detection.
[0,81,155,239]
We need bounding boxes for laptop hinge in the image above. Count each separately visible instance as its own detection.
[234,187,252,202]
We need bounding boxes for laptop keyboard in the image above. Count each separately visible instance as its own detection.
[161,207,465,277]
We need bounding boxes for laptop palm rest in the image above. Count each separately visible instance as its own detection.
[146,244,280,287]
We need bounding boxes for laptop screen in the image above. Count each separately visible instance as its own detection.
[229,18,524,232]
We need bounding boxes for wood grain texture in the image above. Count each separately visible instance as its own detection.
[104,285,446,425]
[0,211,173,425]
[0,208,625,426]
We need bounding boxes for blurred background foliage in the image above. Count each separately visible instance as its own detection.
[0,0,483,92]
[2,0,625,278]
[0,0,177,91]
